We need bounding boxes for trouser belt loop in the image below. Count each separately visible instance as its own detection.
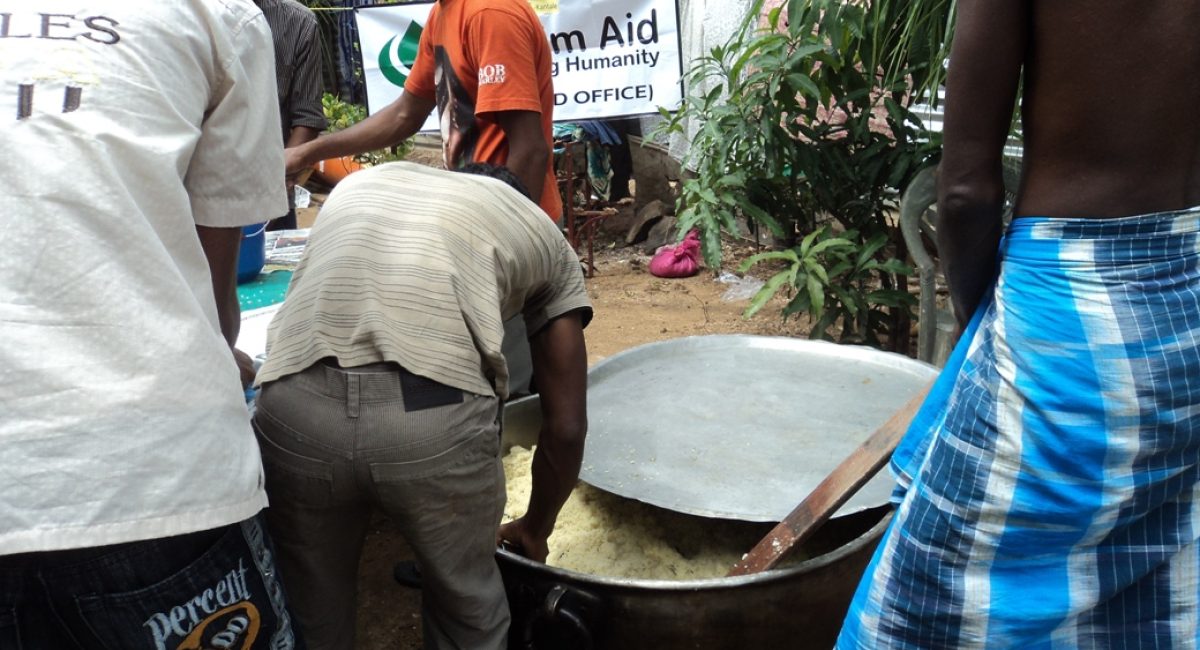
[346,373,361,419]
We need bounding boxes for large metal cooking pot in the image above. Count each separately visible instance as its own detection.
[498,396,891,649]
[497,504,890,650]
[496,335,932,649]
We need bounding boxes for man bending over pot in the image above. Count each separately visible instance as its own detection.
[253,162,591,650]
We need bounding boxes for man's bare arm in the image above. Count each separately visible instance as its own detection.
[285,92,435,175]
[196,225,241,346]
[284,126,321,197]
[286,125,320,150]
[937,0,1029,325]
[196,225,256,386]
[497,311,587,562]
[495,110,549,205]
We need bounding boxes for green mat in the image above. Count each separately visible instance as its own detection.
[237,269,293,311]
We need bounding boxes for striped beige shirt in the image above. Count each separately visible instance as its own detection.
[257,162,592,398]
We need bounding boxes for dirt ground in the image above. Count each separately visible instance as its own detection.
[343,203,817,648]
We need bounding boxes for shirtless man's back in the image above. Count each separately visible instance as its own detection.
[939,0,1200,320]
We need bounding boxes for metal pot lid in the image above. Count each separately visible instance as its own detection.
[577,335,937,522]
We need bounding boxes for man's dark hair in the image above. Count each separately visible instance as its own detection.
[457,163,531,199]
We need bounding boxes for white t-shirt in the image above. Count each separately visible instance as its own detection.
[0,0,287,554]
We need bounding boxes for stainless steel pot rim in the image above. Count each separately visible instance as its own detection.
[495,508,894,590]
[587,334,935,377]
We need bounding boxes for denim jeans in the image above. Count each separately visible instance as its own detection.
[0,516,300,650]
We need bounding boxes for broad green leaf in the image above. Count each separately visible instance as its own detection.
[810,308,840,341]
[832,286,858,316]
[767,6,783,29]
[876,259,914,275]
[806,274,826,319]
[782,288,812,318]
[856,234,889,266]
[803,258,829,283]
[827,260,854,278]
[798,227,825,257]
[787,0,804,36]
[718,171,747,188]
[786,73,822,100]
[745,270,797,318]
[701,225,723,269]
[738,202,785,237]
[739,249,800,272]
[866,290,917,307]
[808,237,854,256]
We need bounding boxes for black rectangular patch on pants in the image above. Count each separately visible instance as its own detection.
[400,371,464,411]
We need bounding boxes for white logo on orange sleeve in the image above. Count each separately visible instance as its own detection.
[478,64,507,86]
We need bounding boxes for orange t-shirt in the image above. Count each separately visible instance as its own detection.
[405,0,562,221]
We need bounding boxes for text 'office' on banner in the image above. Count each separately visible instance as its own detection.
[356,0,683,129]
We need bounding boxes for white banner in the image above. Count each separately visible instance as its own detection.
[355,0,682,128]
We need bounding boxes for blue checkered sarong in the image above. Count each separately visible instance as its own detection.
[837,208,1200,649]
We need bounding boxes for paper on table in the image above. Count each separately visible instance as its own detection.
[265,229,310,266]
[294,185,311,209]
[237,304,281,361]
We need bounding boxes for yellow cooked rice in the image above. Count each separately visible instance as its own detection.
[502,445,783,580]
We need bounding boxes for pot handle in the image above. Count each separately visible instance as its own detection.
[522,584,594,650]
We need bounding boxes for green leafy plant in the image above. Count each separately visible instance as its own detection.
[656,0,953,347]
[741,227,914,345]
[321,91,366,131]
[321,92,412,165]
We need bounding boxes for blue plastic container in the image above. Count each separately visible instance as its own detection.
[237,223,267,285]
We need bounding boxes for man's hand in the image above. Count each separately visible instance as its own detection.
[285,93,435,177]
[232,347,256,389]
[285,144,314,177]
[284,125,322,179]
[497,516,550,563]
[513,311,587,559]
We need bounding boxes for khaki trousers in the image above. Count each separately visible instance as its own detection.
[254,362,508,650]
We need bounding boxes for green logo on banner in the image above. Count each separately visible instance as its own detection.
[379,20,423,87]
